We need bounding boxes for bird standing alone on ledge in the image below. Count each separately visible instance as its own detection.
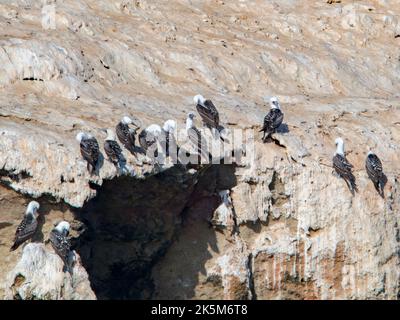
[259,96,284,142]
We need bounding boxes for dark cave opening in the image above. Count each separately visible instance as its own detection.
[74,164,237,299]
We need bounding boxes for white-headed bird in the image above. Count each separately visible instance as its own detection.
[259,96,284,142]
[116,116,137,154]
[332,137,357,194]
[10,201,40,251]
[50,221,72,273]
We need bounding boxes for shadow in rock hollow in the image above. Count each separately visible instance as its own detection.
[75,163,237,299]
[75,165,200,299]
[150,164,238,300]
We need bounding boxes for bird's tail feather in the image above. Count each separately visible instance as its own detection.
[10,242,19,252]
[126,143,135,155]
[341,171,358,195]
[64,253,75,275]
[374,180,385,198]
[379,181,384,198]
[347,176,358,194]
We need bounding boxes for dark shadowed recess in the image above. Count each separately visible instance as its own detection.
[75,164,237,300]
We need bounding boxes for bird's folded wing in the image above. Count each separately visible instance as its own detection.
[15,217,37,240]
[333,154,353,174]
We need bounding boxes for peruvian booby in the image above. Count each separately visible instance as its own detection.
[10,201,40,251]
[365,151,385,197]
[103,129,124,167]
[162,119,177,157]
[50,221,72,272]
[186,112,209,162]
[260,96,284,142]
[116,116,138,154]
[194,94,221,129]
[76,132,100,175]
[332,138,357,194]
[186,112,201,150]
[139,124,162,153]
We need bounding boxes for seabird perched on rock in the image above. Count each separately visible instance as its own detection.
[139,124,162,153]
[76,132,100,175]
[186,112,208,162]
[259,96,284,142]
[332,137,357,194]
[162,119,177,157]
[186,112,201,149]
[103,129,124,167]
[194,94,221,130]
[10,201,40,251]
[163,119,176,136]
[50,221,72,273]
[116,116,138,154]
[365,151,385,197]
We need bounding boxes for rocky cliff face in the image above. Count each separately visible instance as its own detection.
[0,0,399,299]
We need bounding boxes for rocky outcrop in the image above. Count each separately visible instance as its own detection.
[152,128,400,299]
[0,0,399,299]
[5,243,95,300]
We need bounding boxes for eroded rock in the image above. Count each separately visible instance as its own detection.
[0,0,399,300]
[4,243,95,300]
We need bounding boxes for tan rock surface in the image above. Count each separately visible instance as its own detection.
[4,243,95,300]
[0,0,399,299]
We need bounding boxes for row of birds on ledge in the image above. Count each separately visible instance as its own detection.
[75,94,384,197]
[9,94,386,273]
[74,94,285,175]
